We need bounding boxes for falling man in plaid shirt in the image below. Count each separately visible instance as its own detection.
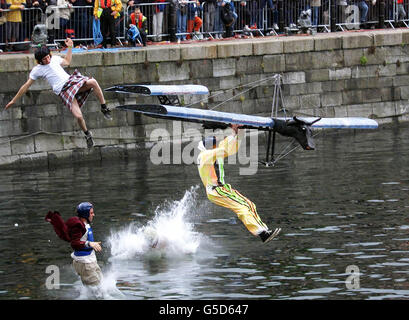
[4,38,112,148]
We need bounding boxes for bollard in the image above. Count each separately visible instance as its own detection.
[330,0,336,32]
[378,0,385,29]
[168,0,177,42]
[278,0,284,31]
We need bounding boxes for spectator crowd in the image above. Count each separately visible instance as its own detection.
[0,0,408,52]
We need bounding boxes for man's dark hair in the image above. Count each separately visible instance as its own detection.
[34,45,51,64]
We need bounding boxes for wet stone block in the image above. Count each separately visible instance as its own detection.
[212,58,236,77]
[253,39,283,55]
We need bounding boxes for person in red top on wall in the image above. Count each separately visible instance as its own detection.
[93,0,122,48]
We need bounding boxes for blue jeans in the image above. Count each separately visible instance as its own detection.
[258,0,278,29]
[312,6,319,26]
[177,10,187,40]
[232,11,238,29]
[214,5,223,34]
[286,1,295,25]
[358,1,368,23]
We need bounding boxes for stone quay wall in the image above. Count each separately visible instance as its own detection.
[1,29,409,168]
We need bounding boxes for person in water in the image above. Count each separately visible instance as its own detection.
[197,124,281,243]
[45,202,103,288]
[4,38,112,149]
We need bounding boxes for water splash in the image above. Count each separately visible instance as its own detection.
[108,186,202,261]
[75,268,124,300]
[72,187,210,299]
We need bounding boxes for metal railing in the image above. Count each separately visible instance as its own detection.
[125,2,171,42]
[0,7,43,49]
[1,1,409,51]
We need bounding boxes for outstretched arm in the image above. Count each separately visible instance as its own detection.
[217,124,243,157]
[231,124,240,135]
[199,125,243,165]
[61,38,73,66]
[4,78,34,111]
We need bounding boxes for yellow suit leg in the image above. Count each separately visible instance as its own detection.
[207,184,268,236]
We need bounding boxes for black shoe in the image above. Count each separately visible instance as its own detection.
[85,131,94,149]
[259,228,281,243]
[101,105,113,120]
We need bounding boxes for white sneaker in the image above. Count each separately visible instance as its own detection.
[273,23,279,30]
[290,23,297,28]
[196,32,203,40]
[243,25,251,32]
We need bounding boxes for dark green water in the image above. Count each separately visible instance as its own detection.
[1,124,409,300]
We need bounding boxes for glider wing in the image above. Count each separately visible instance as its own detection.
[117,104,378,130]
[105,84,209,96]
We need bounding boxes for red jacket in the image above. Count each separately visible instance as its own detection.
[45,211,87,251]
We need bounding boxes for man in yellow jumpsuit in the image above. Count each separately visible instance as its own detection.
[197,124,281,243]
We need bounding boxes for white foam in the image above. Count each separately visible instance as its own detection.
[108,186,202,261]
